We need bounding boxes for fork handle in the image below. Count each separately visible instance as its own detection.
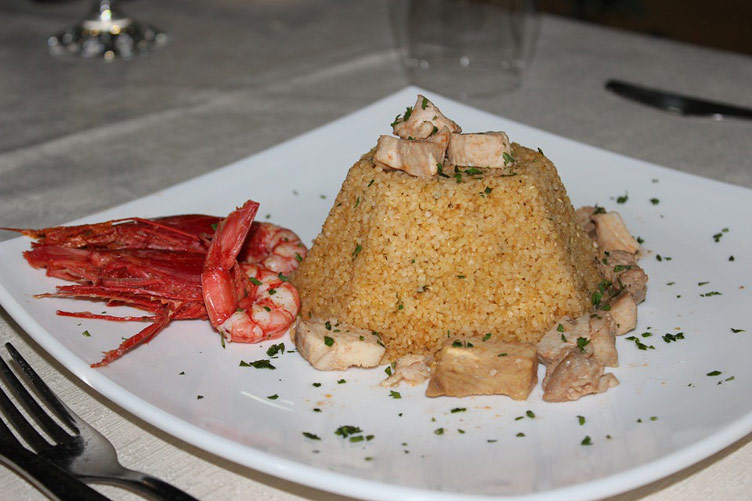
[95,472,199,501]
[1,445,109,501]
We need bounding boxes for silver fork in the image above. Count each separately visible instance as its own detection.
[0,342,199,500]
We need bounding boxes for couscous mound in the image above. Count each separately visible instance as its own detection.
[292,144,603,361]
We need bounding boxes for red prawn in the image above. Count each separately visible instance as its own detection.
[4,201,307,367]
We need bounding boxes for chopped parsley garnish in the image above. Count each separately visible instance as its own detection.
[335,425,362,438]
[616,192,628,204]
[706,370,722,376]
[434,428,445,435]
[249,277,263,286]
[516,432,525,437]
[576,337,590,352]
[354,197,360,208]
[700,291,722,297]
[483,333,492,341]
[698,281,709,286]
[581,436,592,446]
[352,244,363,258]
[266,342,285,357]
[197,395,204,400]
[210,223,218,231]
[337,378,346,384]
[312,382,321,387]
[650,198,660,205]
[662,332,685,343]
[323,335,334,346]
[240,359,276,369]
[713,228,729,242]
[303,432,321,440]
[503,152,515,165]
[267,394,279,400]
[497,352,508,357]
[731,328,746,333]
[557,323,565,332]
[389,390,402,399]
[82,330,91,337]
[526,410,536,418]
[277,273,290,282]
[451,407,467,413]
[577,415,586,425]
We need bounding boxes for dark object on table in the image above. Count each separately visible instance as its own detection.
[605,79,752,120]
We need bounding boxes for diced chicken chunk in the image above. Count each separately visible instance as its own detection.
[542,348,619,402]
[617,267,648,303]
[380,354,433,388]
[373,128,450,178]
[588,314,618,367]
[593,211,640,254]
[446,132,512,168]
[537,313,618,368]
[392,94,461,140]
[291,317,385,371]
[426,337,537,400]
[598,249,648,303]
[537,315,589,365]
[609,293,637,335]
[575,206,597,239]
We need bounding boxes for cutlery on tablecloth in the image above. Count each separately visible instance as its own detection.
[0,343,198,501]
[605,79,752,119]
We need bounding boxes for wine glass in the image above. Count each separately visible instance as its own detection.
[48,0,167,60]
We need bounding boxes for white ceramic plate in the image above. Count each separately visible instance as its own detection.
[1,87,751,500]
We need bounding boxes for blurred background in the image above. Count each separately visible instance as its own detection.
[537,0,752,55]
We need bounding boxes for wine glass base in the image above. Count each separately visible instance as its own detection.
[48,17,167,60]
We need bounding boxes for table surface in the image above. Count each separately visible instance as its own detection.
[2,1,751,499]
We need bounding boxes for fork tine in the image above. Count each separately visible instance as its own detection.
[0,366,54,454]
[0,352,71,447]
[5,343,77,430]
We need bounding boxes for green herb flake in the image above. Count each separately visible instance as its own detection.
[516,432,525,437]
[650,198,660,205]
[389,390,402,399]
[421,97,428,109]
[731,328,746,333]
[239,359,276,369]
[526,410,536,419]
[197,395,204,400]
[354,197,360,208]
[581,436,592,446]
[335,425,362,438]
[312,382,321,387]
[503,152,516,165]
[483,333,492,341]
[303,432,321,440]
[178,371,185,375]
[576,337,591,352]
[616,192,628,204]
[352,244,363,258]
[249,277,263,286]
[577,415,586,426]
[557,323,565,332]
[324,336,334,347]
[267,394,279,400]
[451,407,467,413]
[337,378,346,384]
[434,428,445,435]
[266,342,285,357]
[498,352,508,357]
[82,330,91,337]
[706,370,722,376]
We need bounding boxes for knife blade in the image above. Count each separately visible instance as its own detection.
[605,79,752,120]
